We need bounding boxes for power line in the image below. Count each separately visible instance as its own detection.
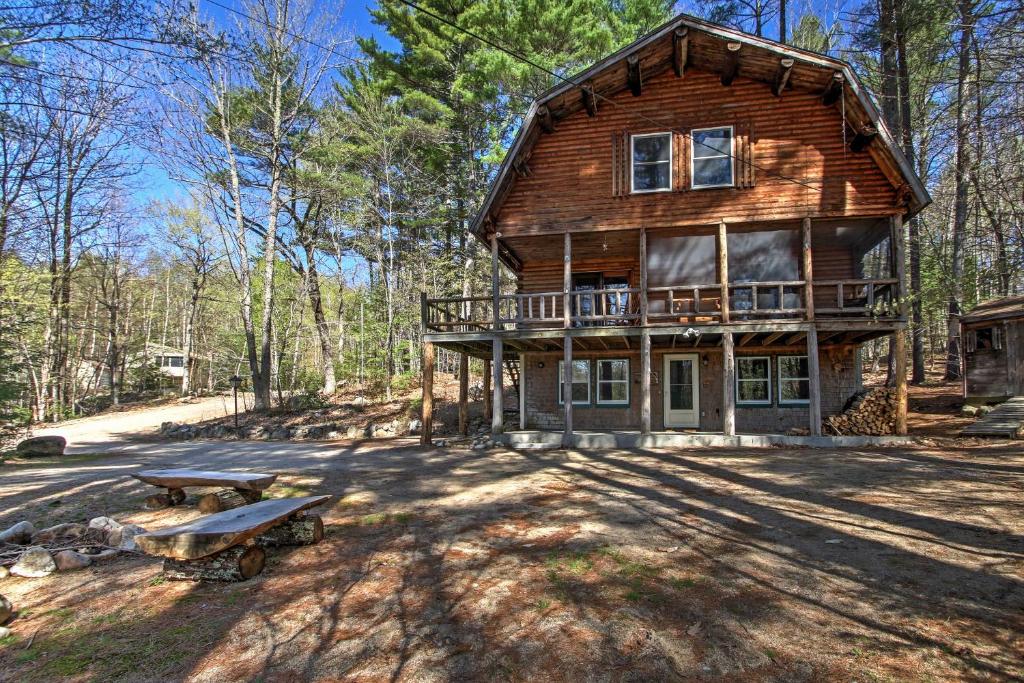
[395,0,824,193]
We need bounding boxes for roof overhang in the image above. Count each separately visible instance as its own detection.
[471,13,931,243]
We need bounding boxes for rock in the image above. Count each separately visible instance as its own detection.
[977,405,994,416]
[432,439,447,448]
[10,547,56,578]
[961,404,979,417]
[408,419,422,435]
[269,427,291,440]
[351,396,368,409]
[15,435,66,457]
[346,426,360,439]
[0,627,9,638]
[0,521,36,545]
[88,517,124,545]
[31,523,88,544]
[0,566,9,579]
[0,594,11,624]
[325,430,340,440]
[87,548,120,562]
[54,550,92,571]
[117,524,146,552]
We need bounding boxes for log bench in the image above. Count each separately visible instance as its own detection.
[131,468,278,511]
[135,495,329,581]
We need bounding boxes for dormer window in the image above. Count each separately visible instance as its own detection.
[631,132,672,193]
[691,126,734,189]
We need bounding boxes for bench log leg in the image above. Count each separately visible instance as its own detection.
[144,487,187,509]
[198,489,250,513]
[255,513,324,547]
[233,488,263,504]
[163,545,266,582]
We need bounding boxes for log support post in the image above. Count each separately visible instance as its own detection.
[892,213,908,435]
[802,217,815,321]
[491,338,503,436]
[421,341,434,446]
[163,544,266,582]
[563,231,573,448]
[640,228,651,434]
[483,359,492,421]
[722,332,735,436]
[458,352,469,436]
[718,221,730,322]
[807,327,822,436]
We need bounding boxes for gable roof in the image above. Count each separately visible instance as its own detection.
[471,13,931,239]
[961,295,1024,324]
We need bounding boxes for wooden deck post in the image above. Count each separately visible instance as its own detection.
[722,332,735,436]
[718,220,730,322]
[892,213,908,435]
[483,359,492,421]
[802,217,815,321]
[492,338,503,436]
[491,233,501,329]
[807,327,822,436]
[563,231,573,448]
[458,353,469,436]
[640,228,651,434]
[421,341,434,446]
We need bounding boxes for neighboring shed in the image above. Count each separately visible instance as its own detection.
[960,295,1024,402]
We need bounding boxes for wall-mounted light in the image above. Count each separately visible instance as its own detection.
[537,361,545,369]
[702,355,709,367]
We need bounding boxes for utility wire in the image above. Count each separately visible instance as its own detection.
[395,0,825,193]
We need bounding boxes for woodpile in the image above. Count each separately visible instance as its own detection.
[824,388,898,436]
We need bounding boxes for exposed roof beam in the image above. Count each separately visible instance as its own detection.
[627,55,642,96]
[821,72,845,106]
[739,332,758,346]
[537,105,555,134]
[581,82,597,117]
[851,125,878,152]
[762,331,786,346]
[773,57,794,96]
[785,331,807,345]
[673,27,689,77]
[721,42,742,86]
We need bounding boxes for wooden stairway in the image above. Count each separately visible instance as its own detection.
[961,397,1024,438]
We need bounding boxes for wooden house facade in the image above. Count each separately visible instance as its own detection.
[420,14,930,446]
[960,296,1024,403]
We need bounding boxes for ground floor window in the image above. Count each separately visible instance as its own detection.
[558,359,591,405]
[777,355,809,404]
[736,356,771,405]
[597,359,630,405]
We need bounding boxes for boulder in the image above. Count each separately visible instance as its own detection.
[0,627,9,639]
[0,566,9,579]
[31,523,88,544]
[15,435,66,457]
[88,517,123,546]
[117,524,146,552]
[351,396,368,409]
[408,419,422,435]
[346,426,360,439]
[961,404,979,417]
[978,405,994,416]
[269,427,291,440]
[54,550,92,571]
[0,594,11,624]
[0,521,36,545]
[10,547,56,578]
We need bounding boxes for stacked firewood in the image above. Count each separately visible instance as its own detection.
[825,388,898,436]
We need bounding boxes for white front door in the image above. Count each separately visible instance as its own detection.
[663,354,700,428]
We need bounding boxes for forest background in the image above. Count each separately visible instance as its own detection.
[0,0,1020,425]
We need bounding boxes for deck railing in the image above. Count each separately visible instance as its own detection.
[422,277,899,333]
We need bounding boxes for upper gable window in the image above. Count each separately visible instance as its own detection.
[691,126,734,189]
[631,133,672,193]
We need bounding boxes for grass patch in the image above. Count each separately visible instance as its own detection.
[0,633,18,647]
[359,511,413,526]
[148,575,167,587]
[546,551,594,575]
[535,598,551,611]
[670,577,699,590]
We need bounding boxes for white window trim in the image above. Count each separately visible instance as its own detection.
[690,125,735,190]
[630,132,673,194]
[558,359,591,405]
[596,358,630,405]
[777,355,810,405]
[735,356,772,406]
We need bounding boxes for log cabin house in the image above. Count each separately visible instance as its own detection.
[960,296,1024,404]
[420,14,930,448]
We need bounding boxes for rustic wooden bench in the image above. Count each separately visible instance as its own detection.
[132,468,278,511]
[135,495,330,581]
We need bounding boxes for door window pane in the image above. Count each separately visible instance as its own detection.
[668,359,694,410]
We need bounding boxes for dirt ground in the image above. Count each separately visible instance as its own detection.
[0,381,1022,681]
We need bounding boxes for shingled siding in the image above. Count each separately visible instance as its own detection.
[521,345,861,433]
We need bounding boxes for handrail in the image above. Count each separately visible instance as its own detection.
[421,276,900,332]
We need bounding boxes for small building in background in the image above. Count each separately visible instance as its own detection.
[961,295,1024,403]
[147,343,187,379]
